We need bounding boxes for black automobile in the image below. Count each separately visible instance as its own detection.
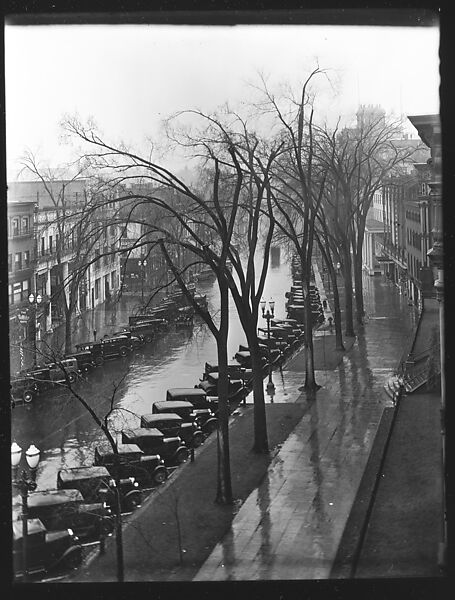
[57,465,143,513]
[197,373,246,402]
[121,428,189,466]
[140,412,205,448]
[166,387,217,409]
[128,316,169,335]
[10,374,39,403]
[112,329,144,348]
[166,388,222,422]
[76,336,132,365]
[234,349,270,370]
[94,442,168,487]
[12,488,114,541]
[204,362,254,386]
[11,358,79,402]
[13,518,82,580]
[64,350,96,373]
[153,400,218,434]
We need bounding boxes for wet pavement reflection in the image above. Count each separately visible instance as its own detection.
[195,273,417,580]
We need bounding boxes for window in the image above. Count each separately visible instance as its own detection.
[95,278,100,299]
[41,237,45,256]
[12,218,20,236]
[8,254,12,272]
[23,251,30,268]
[49,235,53,254]
[14,252,22,271]
[21,217,29,234]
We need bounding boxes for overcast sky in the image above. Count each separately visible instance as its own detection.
[5,23,440,179]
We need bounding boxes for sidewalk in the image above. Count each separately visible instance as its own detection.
[62,273,442,582]
[351,296,444,578]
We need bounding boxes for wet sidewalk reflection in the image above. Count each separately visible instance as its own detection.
[195,275,417,580]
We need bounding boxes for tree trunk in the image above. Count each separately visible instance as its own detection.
[248,332,269,454]
[343,251,355,338]
[64,307,72,355]
[329,264,345,351]
[353,251,365,325]
[215,285,233,504]
[303,279,319,392]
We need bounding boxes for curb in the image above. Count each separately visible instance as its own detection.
[329,405,396,579]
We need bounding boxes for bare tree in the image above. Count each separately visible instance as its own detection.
[315,107,426,326]
[255,69,329,392]
[19,153,121,354]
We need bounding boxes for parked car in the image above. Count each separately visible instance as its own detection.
[204,362,254,386]
[11,358,79,402]
[128,316,169,334]
[76,336,132,365]
[197,372,246,401]
[64,350,96,373]
[57,465,143,513]
[10,374,39,403]
[12,488,114,541]
[112,329,144,348]
[140,412,205,449]
[13,518,82,580]
[94,442,168,487]
[153,400,218,434]
[166,387,217,409]
[166,388,222,423]
[121,428,189,466]
[234,349,271,370]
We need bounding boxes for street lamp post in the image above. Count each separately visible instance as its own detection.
[260,299,275,394]
[11,442,41,582]
[138,259,147,305]
[28,292,42,368]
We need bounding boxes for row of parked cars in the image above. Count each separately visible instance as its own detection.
[11,287,208,405]
[12,275,320,580]
[12,384,222,581]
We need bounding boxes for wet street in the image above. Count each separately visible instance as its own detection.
[11,260,292,491]
[11,260,417,500]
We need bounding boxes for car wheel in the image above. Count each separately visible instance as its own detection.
[126,495,141,511]
[153,469,167,485]
[64,546,83,570]
[23,389,34,403]
[144,334,153,344]
[119,347,128,357]
[101,516,115,536]
[95,356,104,366]
[192,433,204,448]
[205,419,218,434]
[176,448,189,465]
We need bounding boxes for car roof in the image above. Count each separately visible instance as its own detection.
[58,465,111,481]
[96,442,143,455]
[167,388,207,397]
[124,427,163,438]
[141,413,182,423]
[27,489,84,506]
[154,400,193,410]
